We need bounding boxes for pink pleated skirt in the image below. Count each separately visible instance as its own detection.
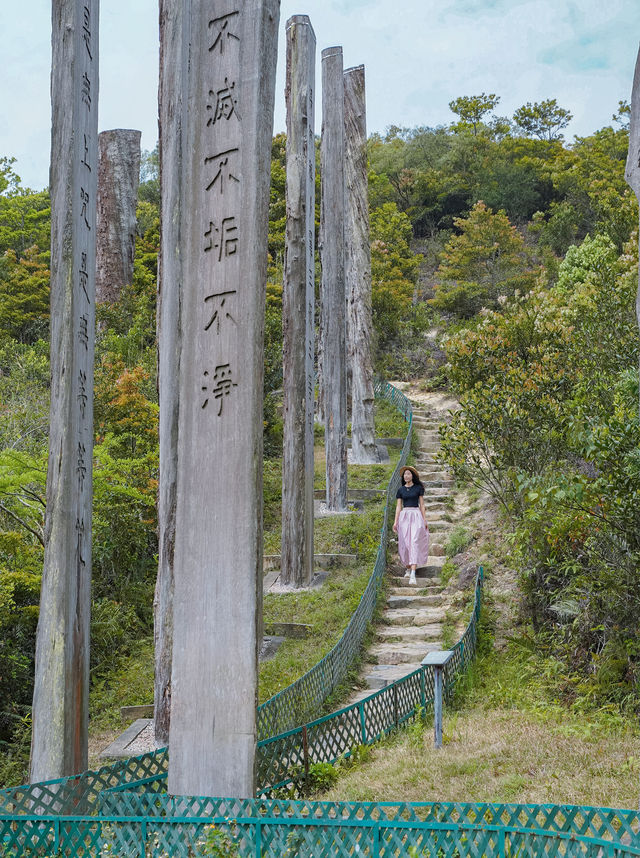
[397,507,430,567]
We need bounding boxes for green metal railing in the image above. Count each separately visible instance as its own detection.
[3,798,640,856]
[0,381,499,855]
[256,379,413,740]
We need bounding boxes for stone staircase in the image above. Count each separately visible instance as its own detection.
[345,398,463,704]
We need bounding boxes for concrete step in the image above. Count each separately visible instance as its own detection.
[390,584,443,596]
[424,480,455,489]
[377,624,442,641]
[387,594,445,609]
[362,663,423,688]
[382,606,446,626]
[370,641,442,665]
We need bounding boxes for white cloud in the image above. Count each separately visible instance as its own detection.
[0,0,639,190]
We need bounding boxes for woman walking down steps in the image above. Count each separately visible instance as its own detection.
[393,465,430,585]
[342,394,464,705]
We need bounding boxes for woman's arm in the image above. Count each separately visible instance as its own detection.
[392,498,402,532]
[419,495,428,528]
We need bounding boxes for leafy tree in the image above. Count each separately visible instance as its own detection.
[513,98,573,141]
[138,146,159,206]
[370,202,421,350]
[431,201,537,317]
[0,157,21,197]
[0,245,50,342]
[449,93,500,136]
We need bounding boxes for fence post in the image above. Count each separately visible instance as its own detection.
[359,702,367,744]
[499,828,505,856]
[393,684,399,729]
[422,651,454,749]
[420,668,426,711]
[302,725,310,786]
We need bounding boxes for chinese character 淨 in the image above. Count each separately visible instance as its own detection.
[201,364,238,416]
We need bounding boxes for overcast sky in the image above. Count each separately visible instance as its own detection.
[1,1,639,191]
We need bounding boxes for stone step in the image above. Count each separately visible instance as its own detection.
[390,585,443,597]
[424,480,455,489]
[387,594,445,609]
[382,606,446,626]
[377,624,442,641]
[369,641,442,665]
[363,663,423,688]
[427,520,454,532]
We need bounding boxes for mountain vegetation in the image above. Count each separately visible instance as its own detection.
[0,93,638,785]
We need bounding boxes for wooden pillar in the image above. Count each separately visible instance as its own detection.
[281,15,316,589]
[625,44,640,417]
[30,0,99,782]
[167,0,279,799]
[154,0,183,749]
[344,65,380,465]
[320,46,347,512]
[96,129,141,304]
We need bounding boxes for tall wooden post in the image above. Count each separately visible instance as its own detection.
[320,46,347,512]
[625,43,640,417]
[154,0,183,749]
[167,0,280,798]
[344,65,380,464]
[96,129,141,304]
[31,0,99,782]
[281,16,316,589]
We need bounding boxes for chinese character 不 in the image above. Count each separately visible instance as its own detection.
[80,188,90,229]
[83,5,92,59]
[208,11,240,54]
[204,148,240,194]
[79,252,90,303]
[204,290,237,334]
[207,78,239,126]
[201,364,238,416]
[204,217,238,261]
[82,72,91,110]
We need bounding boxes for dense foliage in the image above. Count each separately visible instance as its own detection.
[0,87,638,780]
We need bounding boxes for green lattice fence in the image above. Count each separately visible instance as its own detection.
[3,799,640,856]
[0,382,496,855]
[256,380,414,740]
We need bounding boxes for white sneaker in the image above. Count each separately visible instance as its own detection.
[403,569,411,579]
[409,572,417,586]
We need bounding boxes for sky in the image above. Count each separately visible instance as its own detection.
[0,1,639,191]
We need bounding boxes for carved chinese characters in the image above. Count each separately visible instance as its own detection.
[168,0,280,799]
[281,16,316,589]
[31,0,99,782]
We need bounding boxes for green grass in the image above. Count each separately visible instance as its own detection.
[260,562,373,702]
[445,525,473,557]
[319,599,640,809]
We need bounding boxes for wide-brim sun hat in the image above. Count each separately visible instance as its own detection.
[401,465,421,483]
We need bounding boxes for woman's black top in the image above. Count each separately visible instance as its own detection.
[396,483,424,508]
